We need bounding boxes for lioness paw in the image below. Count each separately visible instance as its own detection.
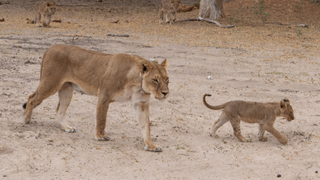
[144,145,162,152]
[95,136,110,141]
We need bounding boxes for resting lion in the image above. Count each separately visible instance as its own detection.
[23,44,169,152]
[34,1,57,27]
[203,94,295,144]
[159,0,181,24]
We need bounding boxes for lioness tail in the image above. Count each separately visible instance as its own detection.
[203,94,228,110]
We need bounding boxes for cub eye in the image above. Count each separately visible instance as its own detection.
[153,79,158,83]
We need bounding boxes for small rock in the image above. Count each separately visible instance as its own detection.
[316,171,318,173]
[3,175,6,177]
[277,174,281,178]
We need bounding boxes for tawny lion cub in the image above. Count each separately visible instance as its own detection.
[34,1,57,27]
[203,94,295,144]
[159,0,181,24]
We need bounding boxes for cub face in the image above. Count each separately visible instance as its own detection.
[280,99,295,121]
[170,0,181,11]
[141,60,169,100]
[46,2,57,15]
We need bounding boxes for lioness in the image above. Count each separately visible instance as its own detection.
[159,0,181,24]
[203,94,295,144]
[23,44,169,152]
[34,1,57,27]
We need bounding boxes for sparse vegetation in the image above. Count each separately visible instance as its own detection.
[254,0,270,24]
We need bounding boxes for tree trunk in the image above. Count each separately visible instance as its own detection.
[199,0,224,20]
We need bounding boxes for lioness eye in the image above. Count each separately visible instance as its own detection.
[153,79,158,83]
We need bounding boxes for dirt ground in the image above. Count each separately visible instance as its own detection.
[1,0,320,179]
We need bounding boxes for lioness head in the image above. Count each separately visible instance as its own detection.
[46,1,57,15]
[280,98,295,121]
[170,0,181,11]
[140,59,169,100]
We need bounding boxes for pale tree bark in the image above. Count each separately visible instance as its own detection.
[199,0,224,20]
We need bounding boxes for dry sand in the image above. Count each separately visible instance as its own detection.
[1,0,320,179]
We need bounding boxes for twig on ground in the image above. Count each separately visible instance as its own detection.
[174,18,235,28]
[107,34,129,37]
[266,22,308,27]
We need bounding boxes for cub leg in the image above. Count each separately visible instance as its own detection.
[45,14,52,27]
[95,95,110,141]
[210,112,229,137]
[258,124,267,142]
[159,9,164,24]
[166,12,170,23]
[134,101,161,152]
[172,11,176,22]
[264,125,288,145]
[56,82,75,133]
[35,13,42,27]
[230,116,250,142]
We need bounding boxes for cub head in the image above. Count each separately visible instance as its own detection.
[170,0,181,11]
[280,98,295,121]
[140,59,169,100]
[45,1,57,15]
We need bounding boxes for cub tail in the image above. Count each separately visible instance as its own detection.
[203,94,227,110]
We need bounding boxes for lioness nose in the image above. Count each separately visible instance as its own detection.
[161,92,168,96]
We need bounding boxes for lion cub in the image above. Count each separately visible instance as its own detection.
[203,94,295,144]
[159,0,181,24]
[34,1,57,27]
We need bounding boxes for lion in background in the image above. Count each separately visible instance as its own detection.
[23,44,170,152]
[159,0,181,24]
[203,94,295,144]
[34,1,57,27]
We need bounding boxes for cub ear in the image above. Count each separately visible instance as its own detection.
[52,2,57,6]
[283,98,290,104]
[161,59,168,70]
[46,2,51,6]
[171,0,174,3]
[178,0,181,3]
[280,99,287,109]
[140,60,153,74]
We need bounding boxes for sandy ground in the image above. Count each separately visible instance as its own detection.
[1,0,320,179]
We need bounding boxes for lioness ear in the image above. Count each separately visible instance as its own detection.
[280,99,287,109]
[161,59,168,70]
[140,60,152,74]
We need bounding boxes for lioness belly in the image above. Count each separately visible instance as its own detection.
[71,83,96,96]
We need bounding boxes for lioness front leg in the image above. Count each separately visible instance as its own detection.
[264,125,288,145]
[258,124,267,142]
[134,102,162,152]
[95,96,110,141]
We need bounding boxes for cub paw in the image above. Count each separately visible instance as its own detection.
[259,136,268,142]
[95,135,110,141]
[210,133,219,138]
[144,145,162,152]
[63,126,76,133]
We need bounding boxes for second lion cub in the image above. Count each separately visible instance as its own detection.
[203,94,295,144]
[159,0,181,24]
[34,1,57,27]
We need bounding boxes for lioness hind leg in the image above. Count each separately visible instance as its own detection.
[264,125,288,145]
[210,112,229,138]
[57,82,76,133]
[258,124,268,142]
[230,117,250,142]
